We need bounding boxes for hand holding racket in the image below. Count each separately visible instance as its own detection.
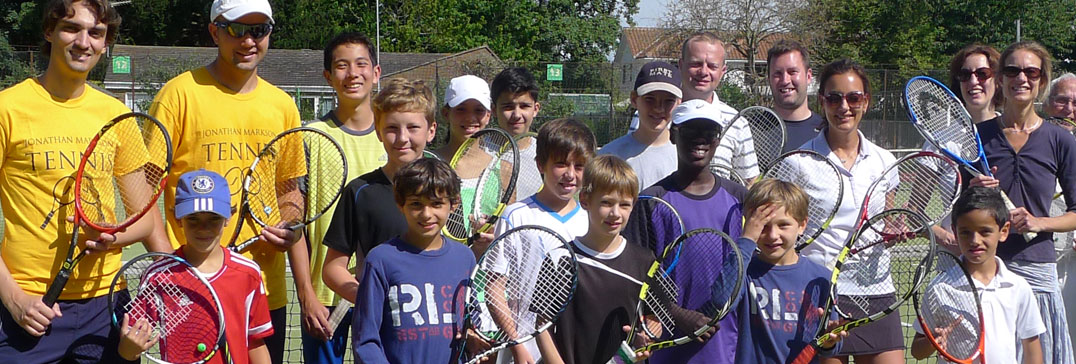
[913,249,984,363]
[110,252,229,364]
[445,128,519,245]
[459,225,577,364]
[904,76,1031,240]
[42,112,173,306]
[619,228,744,361]
[229,127,347,252]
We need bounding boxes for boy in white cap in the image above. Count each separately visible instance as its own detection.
[119,170,274,364]
[148,0,310,362]
[433,75,493,160]
[600,61,683,190]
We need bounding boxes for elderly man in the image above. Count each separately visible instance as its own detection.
[1047,73,1076,351]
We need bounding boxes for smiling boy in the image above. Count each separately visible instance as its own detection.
[600,61,682,190]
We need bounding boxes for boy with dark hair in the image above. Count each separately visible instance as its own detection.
[543,155,657,364]
[911,186,1045,364]
[0,1,169,362]
[120,170,274,364]
[623,98,749,364]
[600,61,682,190]
[322,78,438,322]
[353,158,476,363]
[733,179,846,363]
[491,67,543,198]
[302,31,385,364]
[492,118,596,362]
[766,39,823,152]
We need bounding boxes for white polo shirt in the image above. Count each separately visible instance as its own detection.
[915,257,1045,364]
[799,130,896,270]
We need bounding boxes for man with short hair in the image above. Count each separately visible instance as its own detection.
[766,39,823,153]
[678,31,759,181]
[0,0,168,362]
[148,1,307,362]
[1045,73,1076,351]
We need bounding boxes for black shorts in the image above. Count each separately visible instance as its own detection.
[835,294,905,355]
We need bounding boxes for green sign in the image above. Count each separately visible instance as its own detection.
[546,64,563,81]
[112,56,131,74]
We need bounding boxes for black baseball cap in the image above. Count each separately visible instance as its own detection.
[634,61,682,98]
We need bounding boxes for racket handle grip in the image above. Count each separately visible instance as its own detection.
[232,236,260,253]
[790,344,817,364]
[999,191,1036,241]
[42,270,71,306]
[327,300,353,332]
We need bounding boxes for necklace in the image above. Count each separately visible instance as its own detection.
[999,117,1042,134]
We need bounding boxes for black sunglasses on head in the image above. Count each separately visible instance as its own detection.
[213,21,272,39]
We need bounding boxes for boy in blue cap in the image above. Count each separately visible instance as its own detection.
[119,169,274,364]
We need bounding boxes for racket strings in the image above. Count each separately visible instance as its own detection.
[512,135,542,199]
[764,151,843,246]
[906,80,979,161]
[877,154,960,226]
[301,131,347,221]
[470,228,574,343]
[247,130,317,228]
[741,107,785,171]
[641,267,680,338]
[710,163,747,186]
[836,210,933,319]
[79,114,170,228]
[448,131,517,239]
[920,252,982,360]
[638,197,684,253]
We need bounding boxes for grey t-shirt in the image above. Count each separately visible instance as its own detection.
[598,133,676,191]
[784,111,825,153]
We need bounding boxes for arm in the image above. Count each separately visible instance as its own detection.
[248,338,271,364]
[0,255,60,336]
[287,235,331,340]
[323,247,360,304]
[910,333,936,360]
[537,330,565,364]
[1022,336,1043,364]
[353,262,390,364]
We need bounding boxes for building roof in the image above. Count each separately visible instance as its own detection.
[620,27,801,61]
[103,44,484,86]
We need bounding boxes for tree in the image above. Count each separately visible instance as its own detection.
[0,32,38,88]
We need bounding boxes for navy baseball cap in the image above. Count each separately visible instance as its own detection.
[634,61,682,98]
[175,169,231,219]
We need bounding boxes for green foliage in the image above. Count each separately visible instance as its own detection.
[130,55,203,110]
[0,32,37,88]
[717,81,751,111]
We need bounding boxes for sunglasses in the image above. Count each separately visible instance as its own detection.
[955,67,994,82]
[1001,66,1042,80]
[822,91,869,109]
[213,21,272,39]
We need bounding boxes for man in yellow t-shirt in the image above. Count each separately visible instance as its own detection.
[299,32,384,364]
[147,1,307,363]
[0,1,168,362]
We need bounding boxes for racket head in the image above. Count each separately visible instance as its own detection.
[74,112,172,233]
[634,195,685,253]
[243,127,340,232]
[903,76,982,165]
[763,150,844,249]
[635,228,744,352]
[914,250,985,364]
[109,252,225,364]
[1047,116,1076,134]
[445,128,519,242]
[512,132,542,199]
[709,163,748,186]
[737,106,786,173]
[868,151,962,227]
[831,209,935,327]
[465,225,577,347]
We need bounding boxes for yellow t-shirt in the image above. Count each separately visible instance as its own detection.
[304,112,383,306]
[150,68,301,310]
[0,78,137,300]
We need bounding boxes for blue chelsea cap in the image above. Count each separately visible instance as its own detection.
[175,169,231,219]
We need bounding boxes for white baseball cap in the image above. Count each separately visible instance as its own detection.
[671,99,723,126]
[444,75,491,110]
[211,0,274,24]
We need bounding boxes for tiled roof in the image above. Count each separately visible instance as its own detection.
[104,44,457,86]
[620,27,801,61]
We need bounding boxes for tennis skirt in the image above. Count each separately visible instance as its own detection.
[835,294,905,355]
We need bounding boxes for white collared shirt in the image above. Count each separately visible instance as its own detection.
[798,130,896,270]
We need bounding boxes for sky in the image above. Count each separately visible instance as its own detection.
[627,0,667,27]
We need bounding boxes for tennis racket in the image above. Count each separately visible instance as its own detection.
[42,112,173,306]
[620,228,744,361]
[633,195,686,253]
[1046,116,1076,133]
[710,163,748,186]
[915,249,985,364]
[229,127,348,252]
[791,208,936,364]
[110,252,229,364]
[904,76,1030,240]
[324,265,359,333]
[459,225,576,364]
[736,106,786,173]
[882,151,962,225]
[762,150,844,250]
[512,132,542,199]
[444,128,519,244]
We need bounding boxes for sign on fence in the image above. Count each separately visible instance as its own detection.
[546,64,563,81]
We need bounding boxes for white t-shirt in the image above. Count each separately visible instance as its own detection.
[513,137,542,200]
[598,133,676,191]
[914,257,1045,364]
[799,130,897,272]
[707,92,761,181]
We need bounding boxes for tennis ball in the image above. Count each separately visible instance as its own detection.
[197,343,207,352]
